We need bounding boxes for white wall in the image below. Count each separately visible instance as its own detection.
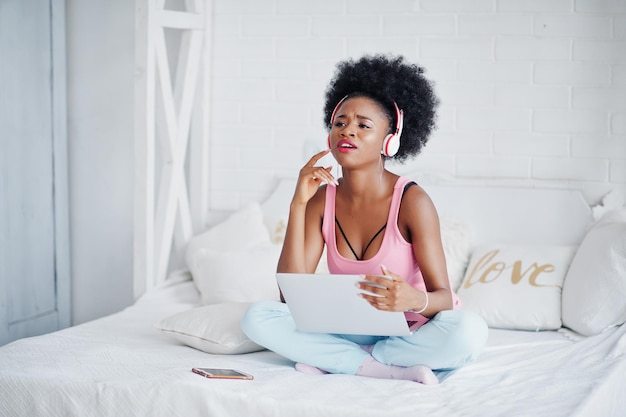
[66,0,625,324]
[66,0,135,324]
[209,0,625,212]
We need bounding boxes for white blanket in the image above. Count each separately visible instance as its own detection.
[1,276,625,417]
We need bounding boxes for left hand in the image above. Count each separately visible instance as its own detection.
[357,265,423,312]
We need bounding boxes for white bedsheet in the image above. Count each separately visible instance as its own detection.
[1,275,624,417]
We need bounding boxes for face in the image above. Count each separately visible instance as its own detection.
[328,96,391,166]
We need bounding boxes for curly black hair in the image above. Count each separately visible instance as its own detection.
[323,54,439,163]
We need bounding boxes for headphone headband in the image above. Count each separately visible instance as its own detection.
[330,95,349,125]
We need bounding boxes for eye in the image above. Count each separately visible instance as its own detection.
[359,123,371,129]
[333,121,346,128]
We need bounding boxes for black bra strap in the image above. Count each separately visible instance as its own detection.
[361,223,387,259]
[334,180,415,260]
[402,181,417,200]
[335,217,387,261]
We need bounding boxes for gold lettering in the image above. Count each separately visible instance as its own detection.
[510,261,533,285]
[464,250,502,289]
[463,250,560,289]
[511,261,559,287]
[479,263,505,284]
[529,264,559,288]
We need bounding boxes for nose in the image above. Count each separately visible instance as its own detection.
[340,122,356,137]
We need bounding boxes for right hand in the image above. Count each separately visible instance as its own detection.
[293,149,339,205]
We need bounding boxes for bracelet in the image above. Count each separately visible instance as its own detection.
[407,290,428,314]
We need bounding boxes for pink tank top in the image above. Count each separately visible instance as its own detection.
[321,176,461,309]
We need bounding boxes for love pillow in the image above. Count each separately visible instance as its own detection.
[457,244,576,331]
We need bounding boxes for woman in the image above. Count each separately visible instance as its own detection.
[242,55,488,384]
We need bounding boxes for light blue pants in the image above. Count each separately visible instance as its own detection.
[241,301,488,375]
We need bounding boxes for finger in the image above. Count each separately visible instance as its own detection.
[380,264,391,278]
[380,264,397,281]
[311,167,338,186]
[322,167,339,186]
[363,274,394,289]
[358,277,389,293]
[358,283,384,296]
[359,293,388,310]
[364,291,398,310]
[312,167,333,181]
[305,149,331,167]
[371,298,392,311]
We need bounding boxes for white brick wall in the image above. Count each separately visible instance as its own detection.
[209,0,626,211]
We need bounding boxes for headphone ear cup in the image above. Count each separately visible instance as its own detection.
[382,133,400,157]
[327,134,331,149]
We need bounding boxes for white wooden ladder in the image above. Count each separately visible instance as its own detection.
[134,0,212,298]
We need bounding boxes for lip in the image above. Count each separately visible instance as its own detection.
[336,139,357,153]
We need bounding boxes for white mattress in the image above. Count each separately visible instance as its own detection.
[1,274,625,417]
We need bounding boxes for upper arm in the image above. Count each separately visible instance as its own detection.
[302,186,327,273]
[400,186,450,292]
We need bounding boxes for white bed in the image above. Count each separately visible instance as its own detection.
[1,178,625,417]
[5,3,621,412]
[62,3,626,415]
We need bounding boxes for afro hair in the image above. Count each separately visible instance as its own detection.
[323,54,439,163]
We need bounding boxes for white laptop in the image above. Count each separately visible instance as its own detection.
[276,273,427,336]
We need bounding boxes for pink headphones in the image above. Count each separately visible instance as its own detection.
[327,96,404,157]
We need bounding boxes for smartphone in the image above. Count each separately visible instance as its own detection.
[192,367,254,380]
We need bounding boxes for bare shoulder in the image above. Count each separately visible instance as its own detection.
[401,182,437,212]
[398,182,440,228]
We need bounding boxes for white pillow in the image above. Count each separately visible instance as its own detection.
[457,244,576,331]
[188,243,282,305]
[562,209,626,336]
[157,303,264,354]
[439,217,472,291]
[185,202,271,255]
[266,215,288,245]
[185,202,281,305]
